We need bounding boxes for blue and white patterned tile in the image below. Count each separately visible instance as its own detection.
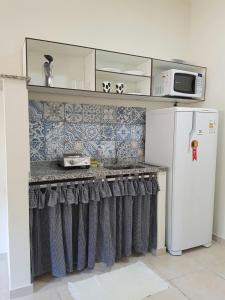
[116,124,131,141]
[83,104,101,123]
[29,119,45,139]
[44,102,65,122]
[65,104,83,123]
[45,121,64,160]
[130,107,146,124]
[83,141,101,159]
[29,120,45,161]
[30,137,45,161]
[83,124,101,141]
[29,100,147,161]
[29,100,44,121]
[101,124,116,141]
[64,141,84,154]
[131,140,145,160]
[100,141,116,159]
[116,141,132,158]
[131,125,145,142]
[64,123,84,149]
[116,107,132,124]
[101,106,117,124]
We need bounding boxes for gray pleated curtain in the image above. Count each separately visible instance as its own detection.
[29,175,159,279]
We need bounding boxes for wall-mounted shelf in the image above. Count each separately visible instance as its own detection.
[151,59,206,100]
[23,38,206,103]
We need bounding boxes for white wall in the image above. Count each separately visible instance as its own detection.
[1,0,191,107]
[189,0,225,239]
[0,0,190,74]
[2,78,31,294]
[0,80,8,255]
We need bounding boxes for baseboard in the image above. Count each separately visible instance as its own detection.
[213,234,225,245]
[151,247,167,256]
[10,283,33,299]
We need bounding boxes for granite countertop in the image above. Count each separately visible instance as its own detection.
[29,161,167,184]
[0,74,30,81]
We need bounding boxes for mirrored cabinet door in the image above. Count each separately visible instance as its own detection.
[25,38,95,91]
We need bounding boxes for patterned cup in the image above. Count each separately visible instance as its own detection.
[102,81,113,93]
[116,82,127,94]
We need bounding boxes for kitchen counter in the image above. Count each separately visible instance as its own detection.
[29,161,167,184]
[29,160,167,256]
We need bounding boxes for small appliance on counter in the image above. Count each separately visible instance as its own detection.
[59,153,91,169]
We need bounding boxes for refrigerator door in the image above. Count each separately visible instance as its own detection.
[170,111,218,252]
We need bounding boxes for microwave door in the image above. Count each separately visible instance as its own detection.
[173,73,196,97]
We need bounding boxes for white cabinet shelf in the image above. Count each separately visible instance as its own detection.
[24,38,206,103]
[96,70,151,96]
[96,49,151,77]
[151,59,206,100]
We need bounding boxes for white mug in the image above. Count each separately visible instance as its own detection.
[116,82,127,94]
[102,81,113,93]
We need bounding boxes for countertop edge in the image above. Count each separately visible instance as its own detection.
[29,166,167,184]
[0,74,30,81]
[29,162,167,184]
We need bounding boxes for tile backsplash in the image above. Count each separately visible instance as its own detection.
[29,100,146,162]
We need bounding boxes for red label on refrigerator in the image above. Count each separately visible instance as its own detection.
[191,140,198,161]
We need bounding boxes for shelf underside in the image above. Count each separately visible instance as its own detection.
[27,85,204,103]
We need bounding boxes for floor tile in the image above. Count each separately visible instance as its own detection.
[34,273,65,292]
[144,252,203,280]
[145,286,188,299]
[57,285,73,300]
[185,243,225,269]
[16,289,61,300]
[3,243,225,300]
[207,261,225,279]
[172,269,225,300]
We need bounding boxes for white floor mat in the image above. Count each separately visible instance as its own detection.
[68,261,169,300]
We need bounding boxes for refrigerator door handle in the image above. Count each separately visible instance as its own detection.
[188,111,197,152]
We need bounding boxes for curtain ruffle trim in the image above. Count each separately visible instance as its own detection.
[29,176,159,209]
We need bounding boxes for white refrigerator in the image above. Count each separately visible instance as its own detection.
[145,107,218,255]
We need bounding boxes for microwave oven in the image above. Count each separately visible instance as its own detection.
[154,69,204,99]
